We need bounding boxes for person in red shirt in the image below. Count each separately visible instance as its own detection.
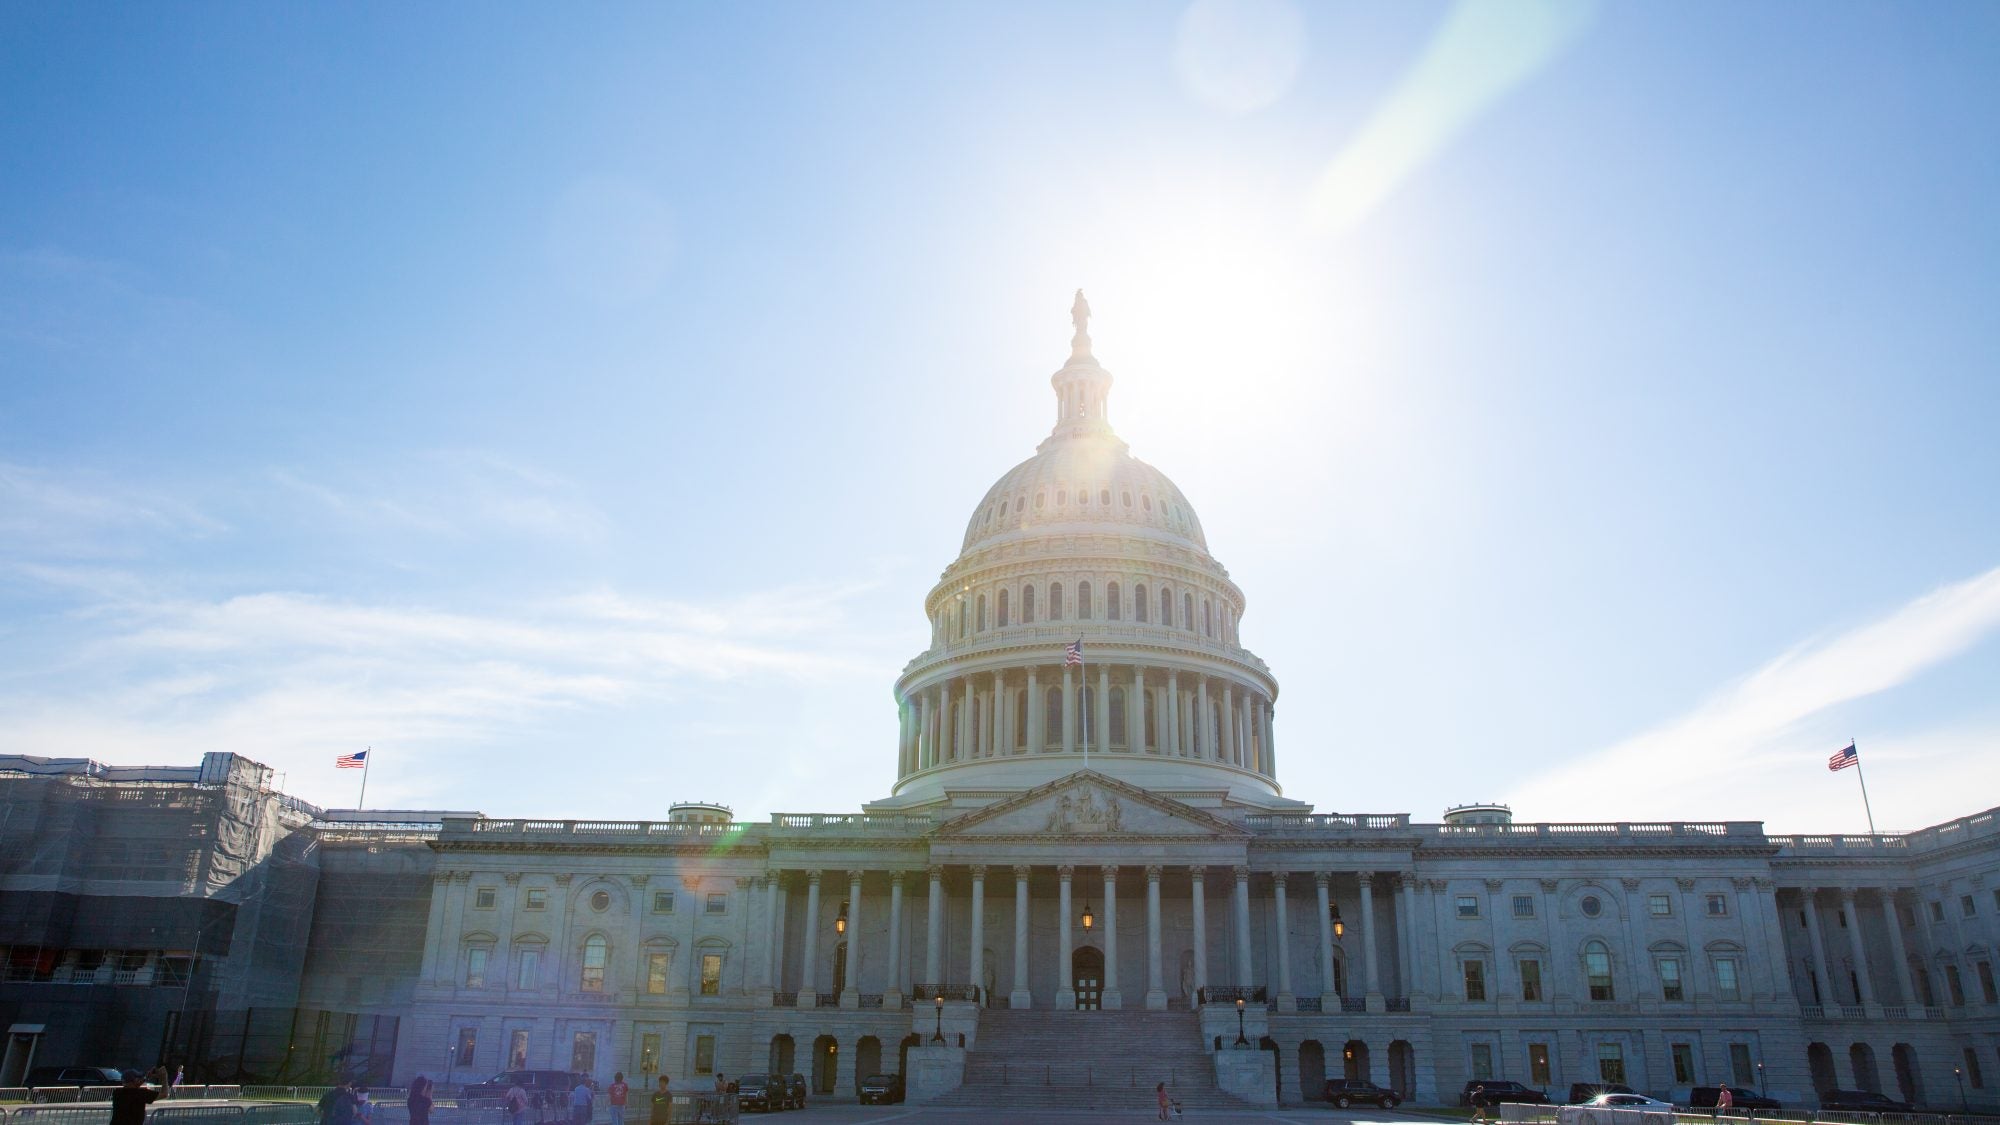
[1716,1084,1734,1118]
[607,1072,629,1125]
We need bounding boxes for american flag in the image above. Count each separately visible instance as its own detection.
[1827,742,1858,772]
[336,750,369,769]
[1064,640,1083,667]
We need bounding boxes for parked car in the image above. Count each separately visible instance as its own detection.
[1820,1090,1914,1113]
[1569,1083,1638,1104]
[734,1073,783,1113]
[1463,1080,1551,1107]
[27,1067,127,1089]
[1323,1079,1401,1109]
[857,1073,905,1105]
[457,1070,595,1106]
[1585,1094,1677,1111]
[782,1073,807,1110]
[1690,1086,1783,1111]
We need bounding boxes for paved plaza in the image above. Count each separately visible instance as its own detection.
[764,1106,1432,1123]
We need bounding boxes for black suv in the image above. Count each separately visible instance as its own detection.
[1569,1083,1637,1104]
[782,1074,806,1110]
[26,1068,127,1100]
[1324,1079,1401,1108]
[458,1070,595,1106]
[858,1073,905,1105]
[734,1073,782,1113]
[1691,1086,1783,1111]
[1463,1081,1550,1107]
[1821,1090,1913,1113]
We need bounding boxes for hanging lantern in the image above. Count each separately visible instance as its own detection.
[835,900,849,935]
[1080,900,1095,930]
[1329,901,1345,939]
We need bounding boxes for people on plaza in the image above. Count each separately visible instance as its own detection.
[607,1072,628,1125]
[406,1076,434,1125]
[171,1066,184,1097]
[1156,1081,1170,1120]
[1470,1084,1489,1124]
[316,1081,358,1125]
[111,1071,159,1125]
[146,1065,169,1090]
[569,1078,594,1125]
[713,1073,727,1095]
[354,1083,375,1125]
[1716,1083,1734,1118]
[505,1080,530,1125]
[648,1077,672,1125]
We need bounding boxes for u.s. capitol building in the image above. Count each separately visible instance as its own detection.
[2,302,1996,1109]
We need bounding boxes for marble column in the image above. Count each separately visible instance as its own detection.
[1839,887,1877,1006]
[1145,865,1166,1009]
[1273,872,1294,1007]
[1232,866,1254,987]
[1263,699,1277,774]
[1191,867,1209,1000]
[1315,873,1337,1005]
[1062,667,1076,754]
[1101,865,1122,1008]
[1011,866,1033,1009]
[925,865,944,988]
[916,694,932,769]
[800,870,823,1002]
[762,874,782,993]
[1881,890,1918,1007]
[770,874,789,995]
[1129,665,1146,751]
[1058,865,1076,1009]
[493,873,519,993]
[1359,873,1383,1008]
[885,873,905,1005]
[1165,671,1180,757]
[1801,888,1834,1005]
[969,865,987,1003]
[840,869,865,1007]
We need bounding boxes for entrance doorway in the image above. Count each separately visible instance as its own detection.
[1072,947,1104,1010]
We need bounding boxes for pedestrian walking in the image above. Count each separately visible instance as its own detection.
[1156,1081,1170,1121]
[407,1076,434,1125]
[112,1071,159,1125]
[568,1080,594,1125]
[1716,1084,1734,1119]
[505,1082,529,1125]
[1471,1085,1489,1124]
[171,1066,184,1098]
[647,1077,672,1125]
[607,1073,628,1125]
[316,1082,357,1125]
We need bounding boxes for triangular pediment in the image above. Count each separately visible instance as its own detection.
[933,771,1249,840]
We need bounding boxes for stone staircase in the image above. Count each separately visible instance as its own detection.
[927,1007,1250,1111]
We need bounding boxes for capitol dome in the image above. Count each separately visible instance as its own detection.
[877,293,1293,811]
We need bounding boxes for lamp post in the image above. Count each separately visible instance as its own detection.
[1955,1067,1966,1113]
[932,996,945,1044]
[1756,1062,1765,1099]
[1234,997,1248,1046]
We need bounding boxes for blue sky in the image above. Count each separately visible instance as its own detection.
[3,1,1997,832]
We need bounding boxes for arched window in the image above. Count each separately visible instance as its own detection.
[1078,581,1092,620]
[1143,689,1157,749]
[1044,687,1062,749]
[1022,585,1036,624]
[581,934,608,993]
[1049,583,1064,620]
[1184,593,1195,632]
[1203,599,1212,637]
[1134,583,1148,623]
[1584,941,1615,1001]
[1106,582,1121,620]
[957,600,967,638]
[1014,690,1028,749]
[976,594,987,631]
[1160,587,1173,626]
[1100,489,1111,506]
[1109,687,1126,743]
[948,702,961,760]
[997,588,1010,627]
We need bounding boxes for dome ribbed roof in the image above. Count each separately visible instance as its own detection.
[960,443,1208,554]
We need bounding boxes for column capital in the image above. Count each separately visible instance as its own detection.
[1232,865,1251,883]
[887,870,904,889]
[503,872,522,885]
[1188,866,1205,886]
[1539,878,1560,893]
[1393,870,1417,888]
[847,868,867,884]
[1058,864,1075,880]
[927,864,944,881]
[451,870,474,883]
[1313,871,1331,889]
[1100,865,1118,883]
[1675,878,1696,892]
[1620,878,1642,892]
[1357,872,1374,889]
[1732,876,1756,892]
[1014,864,1033,880]
[806,869,824,886]
[1837,886,1858,903]
[1145,864,1163,882]
[968,864,988,880]
[1272,871,1289,890]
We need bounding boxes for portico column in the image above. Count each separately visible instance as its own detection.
[1062,667,1076,754]
[1144,865,1166,1009]
[961,676,974,761]
[916,693,932,769]
[1057,865,1077,1008]
[799,870,823,1003]
[1881,890,1918,1006]
[969,865,987,1002]
[1011,866,1033,1009]
[1027,668,1041,751]
[840,869,865,1007]
[1128,665,1146,751]
[925,865,944,988]
[1839,887,1877,1007]
[1222,685,1237,765]
[1190,868,1209,1000]
[885,873,905,1006]
[770,873,789,993]
[1101,865,1122,1007]
[1164,672,1180,757]
[1800,887,1834,1005]
[762,873,782,994]
[1232,866,1253,987]
[1315,873,1337,1005]
[1196,678,1210,758]
[1273,872,1294,1008]
[1263,699,1277,774]
[1096,665,1111,753]
[1359,873,1383,1009]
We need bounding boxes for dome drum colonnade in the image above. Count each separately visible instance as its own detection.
[889,292,1283,803]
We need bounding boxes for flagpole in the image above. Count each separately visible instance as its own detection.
[357,747,371,811]
[1850,739,1877,835]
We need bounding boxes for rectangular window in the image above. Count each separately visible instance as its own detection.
[455,1027,477,1066]
[1705,893,1729,917]
[1586,947,1615,1001]
[1649,893,1672,917]
[700,952,723,995]
[508,1029,529,1069]
[1730,1044,1755,1088]
[1671,1043,1696,1084]
[1977,960,1997,1004]
[1528,1043,1551,1086]
[1962,894,1978,918]
[1463,960,1487,1001]
[517,948,541,990]
[1512,895,1535,918]
[1659,958,1684,1001]
[694,1034,716,1075]
[465,947,488,989]
[706,893,727,915]
[1519,959,1542,1002]
[653,890,675,914]
[524,887,548,910]
[1716,957,1741,1000]
[647,952,671,995]
[1964,1047,1985,1089]
[1597,1043,1626,1084]
[1900,904,1915,928]
[640,1033,661,1077]
[1929,901,1946,923]
[474,887,496,909]
[1470,1043,1494,1080]
[1946,964,1966,1006]
[1915,966,1934,1007]
[1457,896,1480,918]
[571,1031,596,1074]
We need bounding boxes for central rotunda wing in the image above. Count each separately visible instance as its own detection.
[933,770,1249,841]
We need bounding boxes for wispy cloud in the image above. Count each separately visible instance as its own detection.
[1522,564,2000,831]
[0,462,226,559]
[270,450,609,543]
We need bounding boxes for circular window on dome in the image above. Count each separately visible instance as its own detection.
[590,890,611,912]
[1035,493,1045,510]
[1100,489,1111,506]
[1015,496,1025,513]
[1580,894,1602,918]
[1142,495,1152,511]
[1122,491,1133,507]
[1057,489,1067,505]
[1079,489,1089,505]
